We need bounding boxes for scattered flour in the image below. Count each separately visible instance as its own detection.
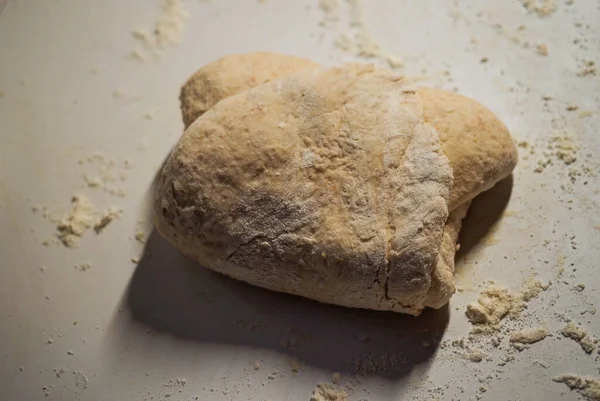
[73,370,89,389]
[520,0,558,17]
[318,0,404,70]
[54,195,122,247]
[509,327,549,344]
[131,0,189,60]
[310,383,348,401]
[56,195,99,247]
[466,280,549,333]
[94,207,123,233]
[135,230,147,243]
[79,153,132,197]
[465,348,486,362]
[535,43,549,56]
[561,322,597,354]
[465,286,514,331]
[553,374,600,401]
[75,262,92,272]
[577,60,597,77]
[318,0,341,27]
[519,278,549,303]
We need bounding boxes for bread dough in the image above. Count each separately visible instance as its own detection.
[157,53,518,315]
[180,53,321,129]
[418,88,517,210]
[180,54,518,212]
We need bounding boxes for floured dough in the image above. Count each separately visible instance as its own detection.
[180,54,518,212]
[180,53,321,129]
[157,53,518,315]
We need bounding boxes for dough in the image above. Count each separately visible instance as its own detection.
[180,54,518,211]
[180,53,321,129]
[157,54,518,315]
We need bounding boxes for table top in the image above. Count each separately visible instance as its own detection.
[1,0,599,400]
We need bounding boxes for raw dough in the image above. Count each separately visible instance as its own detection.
[181,54,518,211]
[157,54,518,315]
[180,53,321,129]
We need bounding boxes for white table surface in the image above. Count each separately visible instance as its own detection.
[1,0,599,400]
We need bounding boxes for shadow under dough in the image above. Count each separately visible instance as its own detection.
[125,229,449,379]
[121,174,513,380]
[456,175,514,263]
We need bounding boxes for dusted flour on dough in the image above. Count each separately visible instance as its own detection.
[159,65,454,315]
[160,53,518,315]
[180,53,321,128]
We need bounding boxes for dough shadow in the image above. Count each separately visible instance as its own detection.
[455,174,514,263]
[121,229,449,380]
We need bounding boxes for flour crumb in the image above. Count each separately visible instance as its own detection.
[310,383,348,401]
[165,378,187,387]
[129,50,145,61]
[465,348,486,362]
[318,0,341,27]
[131,0,188,59]
[75,262,92,272]
[332,372,341,384]
[73,370,89,389]
[320,0,404,70]
[552,135,578,165]
[553,374,600,401]
[513,278,549,313]
[520,0,557,17]
[535,43,549,56]
[135,230,146,243]
[534,134,580,173]
[94,207,122,233]
[561,322,597,354]
[577,60,597,77]
[509,326,549,344]
[465,285,513,331]
[83,174,103,188]
[56,195,98,247]
[80,153,130,196]
[157,0,188,43]
[112,89,126,99]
